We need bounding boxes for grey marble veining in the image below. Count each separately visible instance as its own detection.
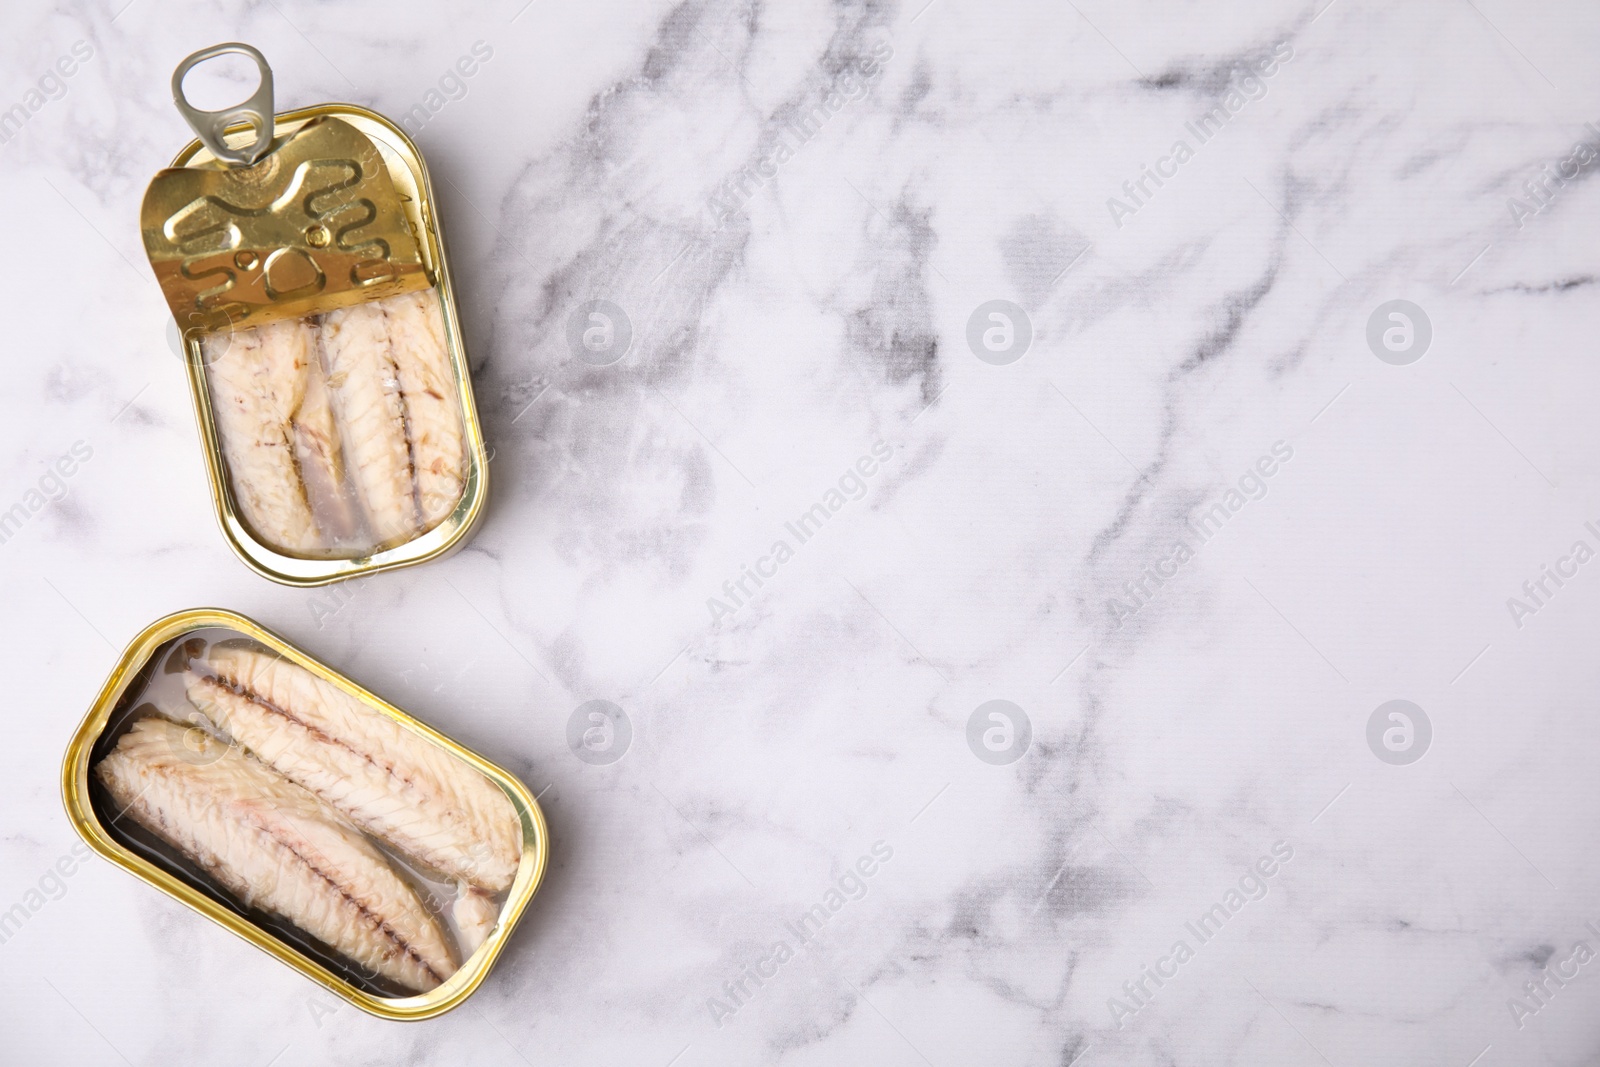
[3,0,1600,1064]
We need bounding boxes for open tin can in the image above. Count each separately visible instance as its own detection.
[141,44,488,586]
[61,608,547,1021]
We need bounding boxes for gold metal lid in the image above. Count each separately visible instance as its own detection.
[142,44,429,337]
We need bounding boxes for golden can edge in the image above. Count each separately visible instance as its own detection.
[60,607,548,1022]
[172,104,490,587]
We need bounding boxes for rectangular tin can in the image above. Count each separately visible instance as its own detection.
[147,95,489,586]
[60,608,547,1021]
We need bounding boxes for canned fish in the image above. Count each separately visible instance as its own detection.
[60,608,548,1021]
[140,44,489,585]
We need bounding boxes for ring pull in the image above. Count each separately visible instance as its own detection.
[171,43,276,167]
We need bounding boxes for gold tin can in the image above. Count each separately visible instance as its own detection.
[142,44,488,586]
[60,608,547,1021]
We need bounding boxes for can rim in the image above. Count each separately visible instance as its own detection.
[60,607,549,1021]
[165,103,491,587]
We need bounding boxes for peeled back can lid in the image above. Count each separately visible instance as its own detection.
[141,43,431,339]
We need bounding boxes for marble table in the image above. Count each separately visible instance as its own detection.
[4,0,1599,1063]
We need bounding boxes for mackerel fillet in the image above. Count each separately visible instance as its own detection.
[96,717,457,992]
[188,646,521,892]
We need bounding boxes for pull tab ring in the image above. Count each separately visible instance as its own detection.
[171,43,276,166]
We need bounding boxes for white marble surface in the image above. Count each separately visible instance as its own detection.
[4,0,1600,1063]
